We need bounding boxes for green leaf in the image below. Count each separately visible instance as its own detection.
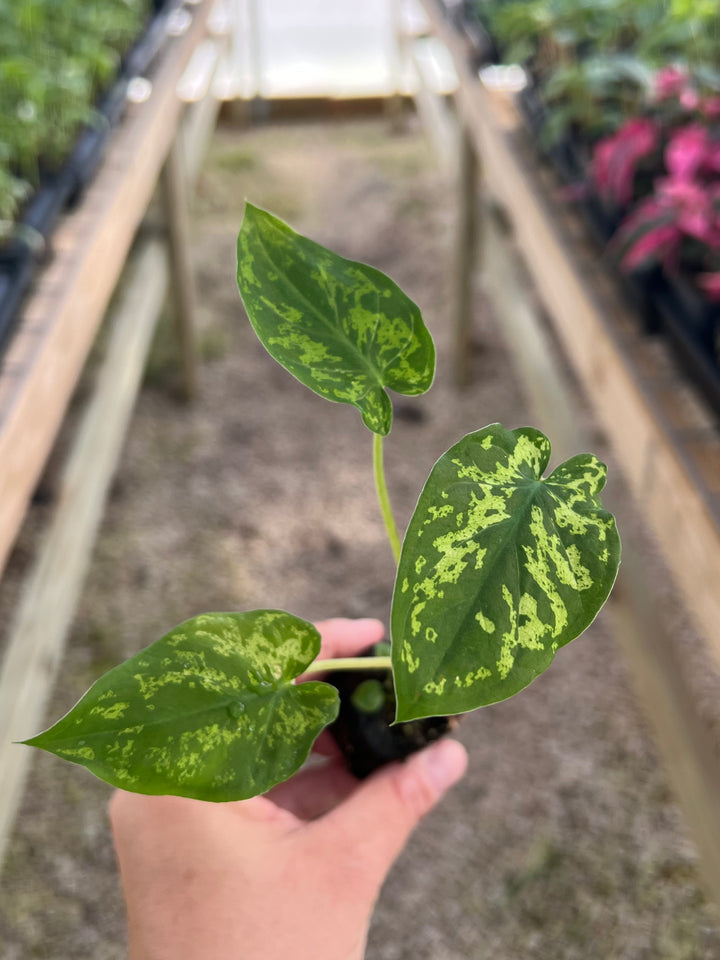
[236,203,435,436]
[391,424,620,722]
[24,611,338,801]
[351,679,386,714]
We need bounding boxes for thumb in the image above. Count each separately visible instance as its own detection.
[312,738,468,892]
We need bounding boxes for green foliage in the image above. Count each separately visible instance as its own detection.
[391,425,620,721]
[25,611,339,801]
[540,55,653,145]
[26,206,620,801]
[351,679,387,714]
[477,0,720,146]
[237,204,434,436]
[0,0,151,229]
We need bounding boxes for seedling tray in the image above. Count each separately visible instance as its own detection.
[0,0,182,357]
[0,258,35,356]
[652,275,720,418]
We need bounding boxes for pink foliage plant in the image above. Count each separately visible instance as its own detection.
[593,118,659,207]
[616,122,720,285]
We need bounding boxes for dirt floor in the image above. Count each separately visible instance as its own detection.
[1,112,719,959]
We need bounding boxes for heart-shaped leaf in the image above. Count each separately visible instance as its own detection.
[391,424,620,721]
[24,611,338,801]
[236,203,435,436]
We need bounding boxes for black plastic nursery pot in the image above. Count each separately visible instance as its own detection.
[0,167,77,353]
[516,84,546,141]
[516,88,587,192]
[651,273,720,419]
[515,86,626,247]
[0,166,75,269]
[326,649,455,780]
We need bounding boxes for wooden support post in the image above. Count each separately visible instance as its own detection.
[160,141,199,401]
[385,0,406,132]
[452,123,478,388]
[408,37,458,171]
[0,240,169,866]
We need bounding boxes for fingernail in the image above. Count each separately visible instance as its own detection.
[416,739,468,793]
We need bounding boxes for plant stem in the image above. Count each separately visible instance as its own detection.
[303,656,392,675]
[373,432,401,564]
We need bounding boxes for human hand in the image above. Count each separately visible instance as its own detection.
[110,617,468,960]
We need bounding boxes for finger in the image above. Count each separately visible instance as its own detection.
[109,789,297,844]
[311,729,342,757]
[266,759,358,820]
[315,618,385,661]
[309,739,468,893]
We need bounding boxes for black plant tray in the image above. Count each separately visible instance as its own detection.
[4,77,130,265]
[0,257,36,356]
[0,0,181,358]
[616,265,662,336]
[515,85,623,247]
[651,274,720,418]
[68,79,130,201]
[0,79,127,339]
[516,83,545,141]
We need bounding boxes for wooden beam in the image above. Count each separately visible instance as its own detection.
[0,0,212,578]
[452,124,479,388]
[160,140,199,401]
[0,239,169,866]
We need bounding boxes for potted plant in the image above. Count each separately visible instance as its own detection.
[21,204,621,801]
[613,121,720,347]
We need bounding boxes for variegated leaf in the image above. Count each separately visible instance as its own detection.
[391,424,620,721]
[24,611,338,801]
[236,203,435,436]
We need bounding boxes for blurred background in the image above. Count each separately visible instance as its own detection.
[1,1,720,957]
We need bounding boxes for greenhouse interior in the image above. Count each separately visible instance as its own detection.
[1,0,720,957]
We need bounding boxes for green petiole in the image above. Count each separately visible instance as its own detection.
[373,432,401,565]
[302,656,392,675]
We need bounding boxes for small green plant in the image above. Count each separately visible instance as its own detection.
[23,204,621,801]
[0,0,150,229]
